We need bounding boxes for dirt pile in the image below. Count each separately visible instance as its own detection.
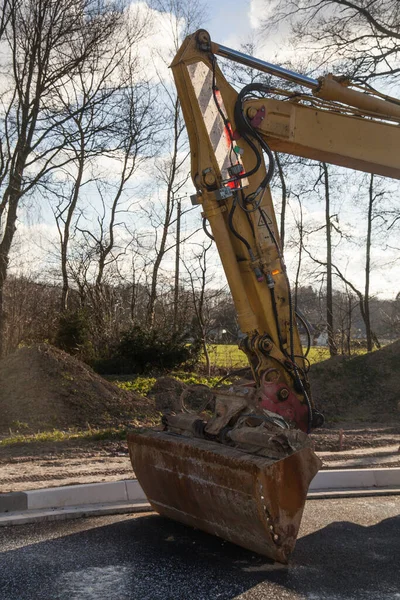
[309,340,400,423]
[0,344,156,434]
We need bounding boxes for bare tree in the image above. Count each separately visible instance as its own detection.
[320,163,338,356]
[47,8,152,313]
[289,191,305,308]
[0,0,126,356]
[334,286,358,356]
[364,174,375,350]
[261,0,400,82]
[183,241,222,376]
[292,162,339,355]
[145,110,190,327]
[2,273,60,354]
[144,0,205,328]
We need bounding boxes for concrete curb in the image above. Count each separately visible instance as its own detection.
[0,502,152,526]
[309,467,400,492]
[1,468,399,527]
[27,479,144,510]
[0,479,149,526]
[0,479,144,513]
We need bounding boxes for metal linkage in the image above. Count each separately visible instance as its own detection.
[215,43,318,89]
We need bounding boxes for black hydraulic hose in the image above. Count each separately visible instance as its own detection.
[210,54,237,169]
[268,282,287,353]
[234,83,272,138]
[259,207,313,431]
[206,55,313,430]
[295,308,312,357]
[202,217,214,241]
[234,83,275,190]
[287,274,296,363]
[228,198,254,256]
[235,130,262,179]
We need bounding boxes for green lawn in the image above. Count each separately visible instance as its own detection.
[203,344,331,369]
[204,344,248,369]
[116,372,226,396]
[305,346,331,364]
[112,345,333,399]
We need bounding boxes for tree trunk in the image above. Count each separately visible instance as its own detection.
[346,294,352,356]
[147,98,180,328]
[147,217,170,328]
[60,140,85,312]
[364,174,374,351]
[173,198,181,332]
[323,163,338,357]
[202,334,211,376]
[0,158,26,357]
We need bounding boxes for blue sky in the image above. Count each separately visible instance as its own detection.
[11,0,400,300]
[204,0,253,45]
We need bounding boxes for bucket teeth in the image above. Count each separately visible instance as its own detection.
[128,430,321,563]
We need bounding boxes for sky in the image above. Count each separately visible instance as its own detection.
[198,0,400,300]
[204,0,291,61]
[8,0,400,301]
[204,0,254,45]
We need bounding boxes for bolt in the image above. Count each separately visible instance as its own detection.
[197,30,210,45]
[260,338,272,352]
[204,171,216,186]
[247,107,258,120]
[279,388,290,400]
[196,30,211,51]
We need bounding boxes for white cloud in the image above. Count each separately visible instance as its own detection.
[248,0,267,30]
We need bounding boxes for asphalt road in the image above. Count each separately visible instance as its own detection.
[0,496,399,600]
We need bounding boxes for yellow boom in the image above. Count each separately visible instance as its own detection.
[128,29,400,563]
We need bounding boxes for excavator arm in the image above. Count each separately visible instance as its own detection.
[128,30,400,563]
[170,29,400,433]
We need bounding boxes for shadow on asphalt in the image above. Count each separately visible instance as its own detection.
[1,513,400,599]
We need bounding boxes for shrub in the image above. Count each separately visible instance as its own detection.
[55,309,93,358]
[94,325,201,375]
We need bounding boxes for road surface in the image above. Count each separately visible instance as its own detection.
[0,496,399,599]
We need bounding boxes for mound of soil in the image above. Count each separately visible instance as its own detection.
[0,344,156,434]
[309,340,400,423]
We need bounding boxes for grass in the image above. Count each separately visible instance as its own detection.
[115,371,227,396]
[112,345,334,399]
[0,426,134,447]
[203,344,248,368]
[0,345,345,447]
[202,344,332,368]
[305,346,331,364]
[116,377,157,396]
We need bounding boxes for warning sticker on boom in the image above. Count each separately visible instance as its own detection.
[257,209,273,228]
[187,61,247,185]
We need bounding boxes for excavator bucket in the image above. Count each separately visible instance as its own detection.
[128,429,321,563]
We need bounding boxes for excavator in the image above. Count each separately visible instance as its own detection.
[128,30,400,564]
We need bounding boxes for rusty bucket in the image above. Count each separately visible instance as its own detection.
[128,429,321,563]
